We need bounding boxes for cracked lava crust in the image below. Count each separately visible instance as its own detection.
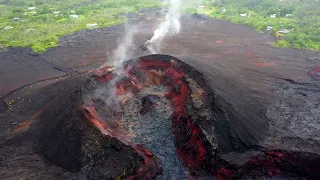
[37,54,320,180]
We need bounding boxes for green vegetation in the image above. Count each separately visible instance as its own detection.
[196,0,320,51]
[0,0,161,52]
[1,0,319,52]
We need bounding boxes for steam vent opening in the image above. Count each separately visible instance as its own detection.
[37,54,320,179]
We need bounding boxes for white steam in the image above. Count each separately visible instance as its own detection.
[90,25,138,110]
[111,25,138,67]
[147,0,182,53]
[89,0,184,110]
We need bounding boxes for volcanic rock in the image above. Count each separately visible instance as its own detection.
[14,54,320,179]
[36,76,143,179]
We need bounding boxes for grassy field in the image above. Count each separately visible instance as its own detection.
[0,0,161,52]
[194,0,320,51]
[1,0,319,52]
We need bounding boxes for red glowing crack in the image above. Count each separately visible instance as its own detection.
[83,56,320,179]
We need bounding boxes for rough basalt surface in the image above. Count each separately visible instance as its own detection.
[36,54,320,179]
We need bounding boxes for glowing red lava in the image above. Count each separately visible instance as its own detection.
[82,55,320,179]
[310,66,320,80]
[82,55,214,179]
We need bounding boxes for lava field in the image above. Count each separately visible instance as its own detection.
[1,12,320,180]
[31,54,320,179]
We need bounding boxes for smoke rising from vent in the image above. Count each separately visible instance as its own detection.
[92,0,184,110]
[90,25,138,112]
[111,25,138,67]
[146,0,182,53]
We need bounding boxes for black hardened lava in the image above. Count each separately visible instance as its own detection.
[0,98,7,113]
[36,54,320,179]
[129,55,320,179]
[36,76,151,179]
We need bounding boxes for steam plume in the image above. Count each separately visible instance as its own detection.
[90,0,184,108]
[88,25,138,109]
[111,25,138,67]
[146,0,182,53]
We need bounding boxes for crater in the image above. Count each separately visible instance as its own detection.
[37,54,320,179]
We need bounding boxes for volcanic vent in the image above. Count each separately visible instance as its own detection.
[36,54,217,179]
[37,54,320,179]
[81,54,217,179]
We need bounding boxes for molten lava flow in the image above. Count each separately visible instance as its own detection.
[310,66,320,80]
[83,57,200,178]
[82,104,161,179]
[84,56,223,178]
[82,55,320,179]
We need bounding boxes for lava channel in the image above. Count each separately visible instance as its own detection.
[82,55,200,179]
[80,54,320,180]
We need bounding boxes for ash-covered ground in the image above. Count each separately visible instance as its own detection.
[1,9,320,179]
